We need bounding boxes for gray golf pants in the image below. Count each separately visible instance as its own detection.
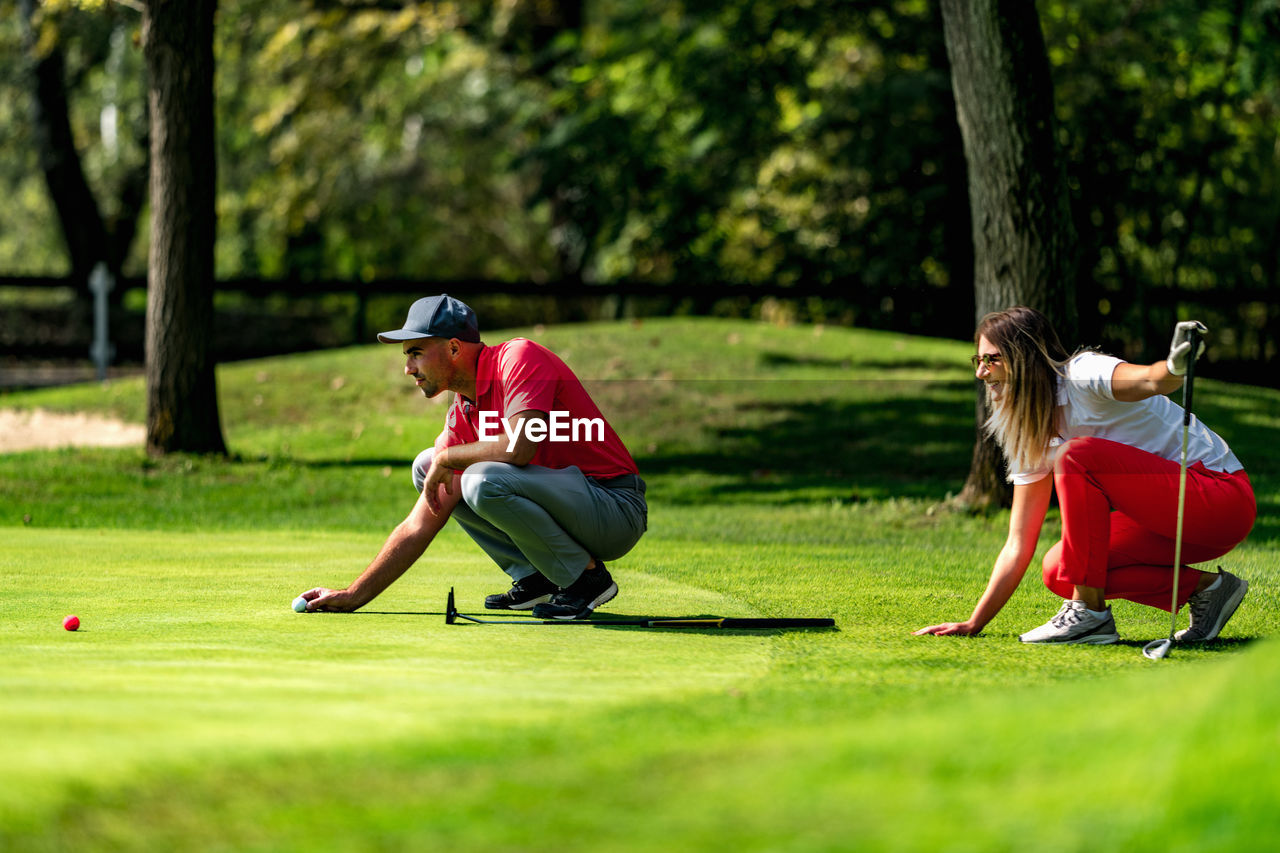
[412,448,647,588]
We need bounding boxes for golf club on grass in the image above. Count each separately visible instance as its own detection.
[445,587,836,629]
[1143,326,1201,661]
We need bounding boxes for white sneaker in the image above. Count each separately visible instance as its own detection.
[1020,600,1120,645]
[1175,569,1248,642]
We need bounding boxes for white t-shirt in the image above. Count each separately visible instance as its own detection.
[1010,351,1243,485]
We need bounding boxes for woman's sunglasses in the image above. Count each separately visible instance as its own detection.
[970,353,1003,369]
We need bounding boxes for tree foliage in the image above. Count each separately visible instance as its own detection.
[2,0,1277,362]
[3,0,148,280]
[216,0,558,282]
[524,1,969,326]
[1044,0,1280,365]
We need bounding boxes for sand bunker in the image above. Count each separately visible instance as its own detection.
[0,408,145,453]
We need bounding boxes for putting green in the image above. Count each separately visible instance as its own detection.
[3,527,794,827]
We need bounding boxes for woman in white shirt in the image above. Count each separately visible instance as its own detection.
[916,306,1255,645]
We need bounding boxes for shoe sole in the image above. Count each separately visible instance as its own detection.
[484,594,553,611]
[1020,630,1120,645]
[1175,577,1248,642]
[545,582,619,621]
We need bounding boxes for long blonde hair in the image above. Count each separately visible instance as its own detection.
[977,307,1070,477]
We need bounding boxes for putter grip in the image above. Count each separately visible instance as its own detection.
[1182,329,1198,423]
[718,617,835,629]
[648,617,836,629]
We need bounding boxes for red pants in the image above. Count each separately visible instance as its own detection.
[1042,437,1255,612]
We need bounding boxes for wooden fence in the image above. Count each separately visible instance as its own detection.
[2,275,1276,388]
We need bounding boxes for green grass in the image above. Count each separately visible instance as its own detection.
[3,317,1279,851]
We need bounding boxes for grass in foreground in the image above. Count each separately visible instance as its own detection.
[3,317,1279,850]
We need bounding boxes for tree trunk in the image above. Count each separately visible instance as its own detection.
[939,0,1078,510]
[143,0,226,456]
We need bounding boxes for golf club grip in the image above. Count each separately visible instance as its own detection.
[1182,329,1198,423]
[646,617,835,629]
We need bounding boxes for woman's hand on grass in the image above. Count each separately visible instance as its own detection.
[913,621,978,637]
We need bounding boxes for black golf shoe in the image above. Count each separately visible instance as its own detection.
[484,573,557,610]
[532,564,618,621]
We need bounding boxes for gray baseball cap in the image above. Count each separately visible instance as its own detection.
[376,294,480,343]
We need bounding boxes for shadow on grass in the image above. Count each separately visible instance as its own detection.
[261,388,976,506]
[1247,499,1280,544]
[757,352,853,370]
[355,611,446,617]
[1112,637,1259,653]
[584,623,840,635]
[641,394,973,502]
[855,358,965,372]
[448,614,841,635]
[1190,383,1280,543]
[252,371,1278,542]
[270,458,410,470]
[364,608,841,633]
[757,351,961,373]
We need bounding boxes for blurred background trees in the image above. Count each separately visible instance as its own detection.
[3,0,1278,375]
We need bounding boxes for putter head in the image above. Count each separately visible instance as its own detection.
[1142,638,1172,660]
[445,586,457,625]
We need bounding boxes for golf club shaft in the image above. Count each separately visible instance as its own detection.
[452,611,834,628]
[446,593,833,628]
[1166,329,1199,639]
[446,586,832,628]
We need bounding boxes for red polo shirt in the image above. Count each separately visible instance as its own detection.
[437,339,638,478]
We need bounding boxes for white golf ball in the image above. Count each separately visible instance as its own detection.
[292,595,308,613]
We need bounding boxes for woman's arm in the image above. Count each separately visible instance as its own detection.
[1112,320,1206,402]
[1110,360,1184,403]
[914,477,1053,636]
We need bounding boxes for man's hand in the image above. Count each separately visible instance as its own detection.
[296,587,364,612]
[422,453,456,515]
[1166,320,1208,376]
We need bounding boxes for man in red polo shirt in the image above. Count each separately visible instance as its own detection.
[295,294,647,620]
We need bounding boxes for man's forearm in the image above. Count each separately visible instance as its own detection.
[345,521,431,607]
[440,410,546,470]
[345,492,453,607]
[438,440,509,471]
